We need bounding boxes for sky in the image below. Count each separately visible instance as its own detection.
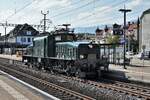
[0,0,150,35]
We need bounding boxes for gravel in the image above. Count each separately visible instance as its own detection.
[0,60,143,100]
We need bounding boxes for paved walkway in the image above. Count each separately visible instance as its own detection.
[0,54,22,61]
[109,64,150,83]
[0,54,150,84]
[0,70,59,100]
[130,58,150,67]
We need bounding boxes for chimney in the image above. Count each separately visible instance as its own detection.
[132,22,135,24]
[128,22,131,26]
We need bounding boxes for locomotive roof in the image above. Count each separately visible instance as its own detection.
[56,41,90,47]
[34,36,48,41]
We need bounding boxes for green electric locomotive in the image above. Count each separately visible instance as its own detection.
[23,26,109,78]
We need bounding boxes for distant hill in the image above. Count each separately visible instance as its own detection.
[74,24,112,34]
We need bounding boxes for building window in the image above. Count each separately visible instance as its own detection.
[28,38,31,42]
[26,31,31,35]
[21,38,23,42]
[21,37,26,42]
[23,38,26,42]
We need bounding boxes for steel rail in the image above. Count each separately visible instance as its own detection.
[0,64,95,100]
[0,58,150,99]
[62,76,150,100]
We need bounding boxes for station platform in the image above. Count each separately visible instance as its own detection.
[0,54,150,85]
[0,54,22,61]
[130,58,150,67]
[109,63,150,83]
[0,70,59,100]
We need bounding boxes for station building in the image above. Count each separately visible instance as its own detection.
[7,23,39,45]
[140,9,150,53]
[1,24,39,54]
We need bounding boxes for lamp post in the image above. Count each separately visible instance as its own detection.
[119,7,131,69]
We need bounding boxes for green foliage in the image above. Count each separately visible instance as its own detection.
[106,35,120,44]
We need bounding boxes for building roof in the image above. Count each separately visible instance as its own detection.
[0,35,5,41]
[141,8,150,19]
[95,27,103,33]
[128,24,137,31]
[7,23,39,38]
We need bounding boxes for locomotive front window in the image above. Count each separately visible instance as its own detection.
[55,36,61,41]
[67,35,74,41]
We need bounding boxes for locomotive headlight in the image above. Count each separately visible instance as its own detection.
[80,55,84,59]
[88,44,93,48]
[23,59,28,63]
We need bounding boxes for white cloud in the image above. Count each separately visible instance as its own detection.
[0,0,149,35]
[0,10,14,22]
[94,6,111,12]
[72,5,114,27]
[30,0,71,11]
[75,5,112,20]
[127,0,143,9]
[77,12,91,19]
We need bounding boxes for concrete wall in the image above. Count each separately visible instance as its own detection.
[140,13,150,52]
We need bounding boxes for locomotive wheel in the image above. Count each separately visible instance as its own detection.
[75,69,81,77]
[75,69,86,78]
[66,66,72,76]
[66,71,71,76]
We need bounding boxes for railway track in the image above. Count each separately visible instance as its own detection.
[62,75,150,100]
[0,64,95,100]
[0,58,150,99]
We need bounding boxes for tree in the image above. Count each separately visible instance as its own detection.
[106,35,120,44]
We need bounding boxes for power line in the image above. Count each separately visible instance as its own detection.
[73,8,142,28]
[4,0,37,21]
[51,0,101,24]
[4,0,84,29]
[71,0,128,24]
[52,0,86,12]
[51,0,98,18]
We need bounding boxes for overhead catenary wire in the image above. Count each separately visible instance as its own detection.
[50,0,129,29]
[52,0,86,13]
[51,0,99,18]
[4,0,87,31]
[4,0,37,22]
[72,0,144,27]
[2,0,143,32]
[4,0,124,27]
[71,0,128,25]
[52,0,100,20]
[78,1,129,26]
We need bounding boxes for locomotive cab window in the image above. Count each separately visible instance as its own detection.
[96,54,100,59]
[67,35,74,41]
[55,36,61,41]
